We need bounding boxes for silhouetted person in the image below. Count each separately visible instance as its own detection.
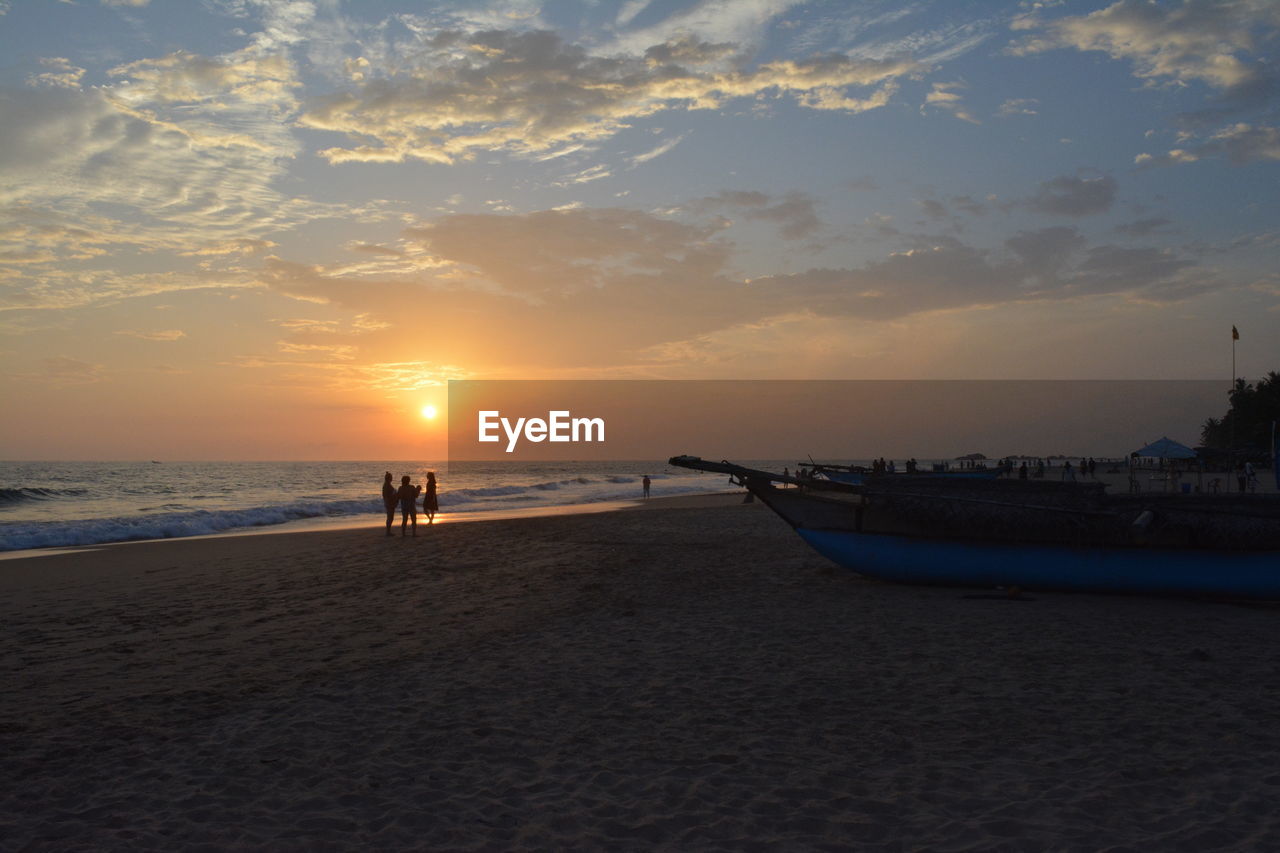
[1062,460,1075,482]
[396,475,421,537]
[1018,461,1028,480]
[642,475,651,498]
[422,471,439,523]
[382,472,397,537]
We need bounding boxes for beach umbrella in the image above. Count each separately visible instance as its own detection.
[1134,436,1197,459]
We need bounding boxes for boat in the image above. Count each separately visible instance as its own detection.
[801,461,1003,485]
[669,455,1280,599]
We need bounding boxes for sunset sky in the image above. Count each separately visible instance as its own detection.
[2,0,1278,460]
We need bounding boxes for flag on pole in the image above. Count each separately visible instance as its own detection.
[1233,325,1240,340]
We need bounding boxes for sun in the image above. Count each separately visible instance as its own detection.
[420,405,438,420]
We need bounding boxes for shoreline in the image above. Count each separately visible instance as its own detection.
[5,463,1269,561]
[0,490,744,564]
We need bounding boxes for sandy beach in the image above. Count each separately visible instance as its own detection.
[3,494,1280,851]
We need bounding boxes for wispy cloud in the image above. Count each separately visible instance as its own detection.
[627,133,688,167]
[115,329,186,341]
[923,80,979,124]
[1,48,303,242]
[801,82,898,114]
[299,28,920,164]
[997,97,1039,117]
[615,0,652,29]
[177,239,277,257]
[1012,0,1280,93]
[26,356,105,385]
[606,0,805,55]
[1137,122,1280,166]
[26,57,86,88]
[1014,2,1280,167]
[555,164,613,186]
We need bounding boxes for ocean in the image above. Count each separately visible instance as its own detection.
[0,460,758,552]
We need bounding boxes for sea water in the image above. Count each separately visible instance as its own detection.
[0,460,765,552]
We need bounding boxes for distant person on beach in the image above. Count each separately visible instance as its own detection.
[1062,460,1075,482]
[1018,461,1028,480]
[642,475,651,498]
[422,471,439,524]
[1237,462,1247,493]
[1245,461,1258,493]
[396,475,421,537]
[382,472,398,537]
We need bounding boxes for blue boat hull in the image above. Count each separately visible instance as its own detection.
[798,528,1280,598]
[664,455,1280,599]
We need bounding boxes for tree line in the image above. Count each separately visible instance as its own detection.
[1200,371,1280,453]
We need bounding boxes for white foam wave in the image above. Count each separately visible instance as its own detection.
[0,472,737,551]
[0,498,377,551]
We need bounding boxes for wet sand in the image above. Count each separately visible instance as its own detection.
[3,494,1279,850]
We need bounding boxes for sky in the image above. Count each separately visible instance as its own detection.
[1,0,1277,460]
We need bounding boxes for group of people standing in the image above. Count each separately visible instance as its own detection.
[1057,458,1099,482]
[382,471,438,537]
[1008,458,1098,481]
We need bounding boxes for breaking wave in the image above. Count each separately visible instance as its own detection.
[0,487,90,505]
[0,470,728,552]
[0,499,378,552]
